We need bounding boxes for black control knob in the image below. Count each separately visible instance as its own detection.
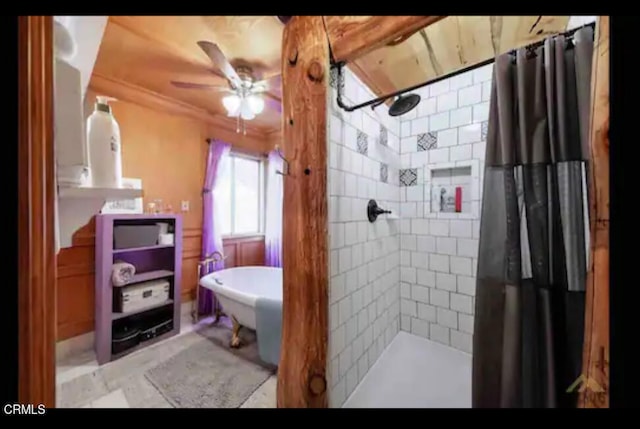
[367,199,392,223]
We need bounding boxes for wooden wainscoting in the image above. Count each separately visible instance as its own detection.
[180,227,203,304]
[57,220,96,340]
[56,224,204,340]
[223,235,266,268]
[56,225,265,341]
[177,232,267,302]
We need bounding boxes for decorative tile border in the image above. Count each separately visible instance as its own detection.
[357,131,368,155]
[380,163,388,183]
[417,132,437,151]
[399,168,418,187]
[380,125,388,146]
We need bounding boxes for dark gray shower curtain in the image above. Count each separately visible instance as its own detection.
[472,26,594,408]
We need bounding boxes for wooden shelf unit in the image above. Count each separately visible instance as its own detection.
[94,213,183,364]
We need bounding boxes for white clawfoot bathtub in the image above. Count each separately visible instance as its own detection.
[199,266,282,330]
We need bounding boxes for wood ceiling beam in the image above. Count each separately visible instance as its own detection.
[322,16,446,64]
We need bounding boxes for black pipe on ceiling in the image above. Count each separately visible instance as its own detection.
[333,20,596,115]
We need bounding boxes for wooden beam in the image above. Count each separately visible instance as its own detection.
[18,16,56,407]
[323,16,445,63]
[277,16,329,408]
[580,16,609,408]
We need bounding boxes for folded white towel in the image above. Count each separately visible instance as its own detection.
[112,261,136,287]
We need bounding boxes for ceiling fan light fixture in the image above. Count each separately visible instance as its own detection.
[222,94,241,115]
[247,95,265,115]
[240,98,256,120]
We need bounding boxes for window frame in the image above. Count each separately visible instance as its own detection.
[219,151,266,239]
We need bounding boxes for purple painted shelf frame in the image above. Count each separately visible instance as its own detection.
[113,244,174,254]
[95,213,183,365]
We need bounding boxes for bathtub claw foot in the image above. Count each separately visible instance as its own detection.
[230,316,242,348]
[230,334,241,348]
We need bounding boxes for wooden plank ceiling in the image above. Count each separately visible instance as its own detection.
[91,16,574,135]
[350,16,572,97]
[92,16,285,134]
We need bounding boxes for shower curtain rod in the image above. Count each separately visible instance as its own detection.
[334,20,596,113]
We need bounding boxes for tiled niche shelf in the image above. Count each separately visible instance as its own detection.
[425,160,480,219]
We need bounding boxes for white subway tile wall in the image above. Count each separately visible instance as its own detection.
[328,66,401,407]
[327,63,492,407]
[397,63,492,352]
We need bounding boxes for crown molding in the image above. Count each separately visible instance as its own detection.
[264,128,283,150]
[88,73,269,140]
[265,128,283,140]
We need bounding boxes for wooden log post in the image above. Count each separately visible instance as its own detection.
[275,14,446,409]
[18,16,56,407]
[277,16,330,408]
[580,16,609,408]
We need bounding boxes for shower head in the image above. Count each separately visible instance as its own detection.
[388,94,421,117]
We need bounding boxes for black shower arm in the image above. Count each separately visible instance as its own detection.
[335,61,434,113]
[333,20,596,114]
[333,58,496,113]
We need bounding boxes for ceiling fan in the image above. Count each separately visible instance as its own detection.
[170,41,282,134]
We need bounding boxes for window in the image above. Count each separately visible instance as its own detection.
[216,153,265,236]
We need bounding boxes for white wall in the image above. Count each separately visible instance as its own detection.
[397,64,494,353]
[327,62,492,406]
[54,16,108,98]
[327,67,402,407]
[567,15,597,31]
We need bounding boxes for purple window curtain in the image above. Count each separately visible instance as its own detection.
[199,139,231,315]
[264,150,283,267]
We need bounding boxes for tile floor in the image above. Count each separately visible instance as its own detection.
[56,312,199,387]
[56,313,277,408]
[343,331,472,408]
[58,316,470,408]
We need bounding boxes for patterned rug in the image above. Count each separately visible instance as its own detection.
[145,333,272,408]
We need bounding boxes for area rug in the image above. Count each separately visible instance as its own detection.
[145,336,272,408]
[195,318,277,371]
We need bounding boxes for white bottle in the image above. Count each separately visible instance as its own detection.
[87,96,122,188]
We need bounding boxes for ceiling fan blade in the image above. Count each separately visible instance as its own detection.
[196,41,242,88]
[252,74,282,92]
[170,81,231,92]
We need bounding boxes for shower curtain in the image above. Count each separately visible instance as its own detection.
[264,149,283,267]
[472,27,594,408]
[199,139,231,315]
